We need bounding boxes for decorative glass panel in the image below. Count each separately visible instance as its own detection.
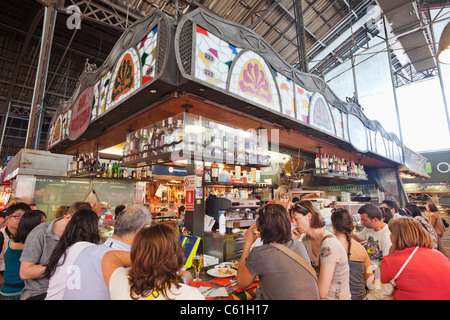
[91,80,100,121]
[274,70,295,118]
[195,25,241,90]
[348,114,368,152]
[330,105,343,138]
[99,69,113,116]
[294,84,312,123]
[107,48,141,111]
[62,109,71,140]
[138,25,158,85]
[308,92,335,135]
[375,131,387,156]
[229,50,280,112]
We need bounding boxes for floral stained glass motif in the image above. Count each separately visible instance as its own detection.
[138,26,158,85]
[107,48,141,110]
[294,84,312,123]
[195,25,241,90]
[229,51,280,112]
[308,92,335,136]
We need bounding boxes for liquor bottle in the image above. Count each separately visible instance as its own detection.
[152,125,160,155]
[123,167,129,179]
[159,120,167,153]
[174,119,184,151]
[315,154,321,174]
[133,130,140,160]
[101,163,107,178]
[139,129,148,157]
[166,117,174,153]
[70,155,77,173]
[211,162,219,182]
[146,126,155,157]
[107,160,113,178]
[141,167,147,180]
[123,135,130,161]
[112,162,118,178]
[321,153,328,172]
[333,155,339,173]
[78,153,84,173]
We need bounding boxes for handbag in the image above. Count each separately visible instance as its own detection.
[364,246,419,300]
[270,242,317,282]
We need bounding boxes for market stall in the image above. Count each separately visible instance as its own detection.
[40,7,427,262]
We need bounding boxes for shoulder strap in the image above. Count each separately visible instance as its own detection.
[145,290,161,300]
[270,242,317,282]
[321,234,334,244]
[393,246,419,281]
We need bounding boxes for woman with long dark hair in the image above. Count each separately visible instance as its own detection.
[44,209,100,300]
[0,210,46,299]
[291,200,351,300]
[331,208,373,300]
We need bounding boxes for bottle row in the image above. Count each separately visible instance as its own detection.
[68,153,154,180]
[120,113,271,166]
[314,153,367,178]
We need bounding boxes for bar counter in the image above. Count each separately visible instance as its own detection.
[188,263,259,300]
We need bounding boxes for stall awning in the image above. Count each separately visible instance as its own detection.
[400,146,430,179]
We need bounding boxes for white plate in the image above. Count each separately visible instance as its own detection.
[207,268,237,278]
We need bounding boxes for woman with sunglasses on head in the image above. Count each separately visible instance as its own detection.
[291,200,351,300]
[236,204,319,300]
[331,208,373,300]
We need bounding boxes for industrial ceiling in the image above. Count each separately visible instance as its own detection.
[0,0,447,166]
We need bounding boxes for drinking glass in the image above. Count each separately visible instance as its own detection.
[192,254,204,282]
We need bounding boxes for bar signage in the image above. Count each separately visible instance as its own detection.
[69,86,93,140]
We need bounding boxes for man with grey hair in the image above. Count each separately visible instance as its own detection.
[63,205,151,300]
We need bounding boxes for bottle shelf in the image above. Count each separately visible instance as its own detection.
[313,168,368,180]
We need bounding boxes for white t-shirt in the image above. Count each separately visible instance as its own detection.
[109,267,205,300]
[302,230,351,300]
[46,241,95,300]
[355,224,392,269]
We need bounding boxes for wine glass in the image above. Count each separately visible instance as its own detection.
[192,254,204,282]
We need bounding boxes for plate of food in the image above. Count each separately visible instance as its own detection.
[207,267,237,278]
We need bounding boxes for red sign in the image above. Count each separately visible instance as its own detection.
[185,190,194,211]
[69,86,93,140]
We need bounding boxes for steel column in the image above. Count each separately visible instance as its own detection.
[25,3,57,149]
[293,0,309,72]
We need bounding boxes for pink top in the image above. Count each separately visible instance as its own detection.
[380,246,450,300]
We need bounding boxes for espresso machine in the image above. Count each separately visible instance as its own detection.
[204,196,261,262]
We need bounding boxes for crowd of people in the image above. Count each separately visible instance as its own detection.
[0,187,449,300]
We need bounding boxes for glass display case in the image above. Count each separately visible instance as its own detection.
[119,112,271,167]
